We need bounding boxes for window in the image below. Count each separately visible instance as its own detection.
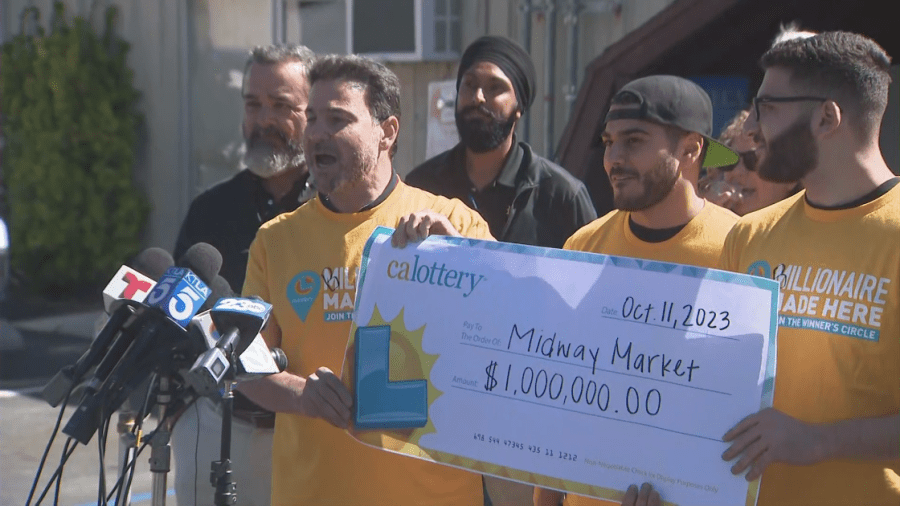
[347,0,461,61]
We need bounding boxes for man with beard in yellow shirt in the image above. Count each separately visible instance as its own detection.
[238,54,524,506]
[716,31,899,506]
[534,75,739,506]
[630,30,900,506]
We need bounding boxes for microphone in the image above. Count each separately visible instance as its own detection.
[177,242,222,286]
[271,347,288,372]
[186,297,272,397]
[63,266,211,444]
[101,267,154,313]
[186,309,285,397]
[201,274,235,312]
[42,248,174,407]
[133,247,177,281]
[101,248,174,312]
[42,302,141,408]
[143,266,213,327]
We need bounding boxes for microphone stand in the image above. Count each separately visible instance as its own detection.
[149,376,175,506]
[212,352,239,506]
[115,411,138,506]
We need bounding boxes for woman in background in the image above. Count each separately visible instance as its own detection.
[701,109,801,215]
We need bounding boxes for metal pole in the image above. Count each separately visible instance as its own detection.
[150,377,174,506]
[179,0,194,208]
[272,0,286,44]
[542,0,557,160]
[519,0,534,144]
[116,412,138,506]
[212,379,237,506]
[564,0,581,121]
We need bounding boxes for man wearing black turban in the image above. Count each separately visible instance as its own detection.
[406,35,596,248]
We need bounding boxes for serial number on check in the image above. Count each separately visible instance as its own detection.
[472,433,578,462]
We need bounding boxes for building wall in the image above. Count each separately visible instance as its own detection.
[385,62,457,174]
[189,1,275,194]
[22,1,898,260]
[517,0,678,158]
[20,0,854,255]
[369,1,683,170]
[4,0,894,280]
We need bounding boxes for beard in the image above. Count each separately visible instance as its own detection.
[609,155,680,212]
[756,114,818,184]
[307,140,375,197]
[455,105,517,153]
[242,126,305,179]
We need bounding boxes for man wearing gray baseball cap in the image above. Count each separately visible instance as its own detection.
[535,75,739,505]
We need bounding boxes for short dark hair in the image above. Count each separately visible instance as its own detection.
[309,54,401,157]
[241,44,316,94]
[760,31,892,138]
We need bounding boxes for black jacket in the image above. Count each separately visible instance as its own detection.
[406,142,597,248]
[174,169,310,291]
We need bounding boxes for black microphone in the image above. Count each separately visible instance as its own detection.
[201,274,234,312]
[177,242,222,286]
[271,347,288,372]
[186,297,272,397]
[132,247,176,282]
[42,248,174,407]
[186,308,285,391]
[62,266,211,444]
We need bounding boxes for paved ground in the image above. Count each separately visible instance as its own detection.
[0,308,179,506]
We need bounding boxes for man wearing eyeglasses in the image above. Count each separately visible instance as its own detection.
[712,31,900,506]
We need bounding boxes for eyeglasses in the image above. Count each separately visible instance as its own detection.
[752,95,828,121]
[719,150,759,172]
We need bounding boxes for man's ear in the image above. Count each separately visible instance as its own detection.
[379,116,400,152]
[509,109,523,137]
[681,132,704,165]
[814,100,842,138]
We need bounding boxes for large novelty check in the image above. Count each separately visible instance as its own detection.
[344,227,778,506]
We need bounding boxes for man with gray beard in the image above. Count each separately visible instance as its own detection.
[172,44,316,506]
[175,45,315,290]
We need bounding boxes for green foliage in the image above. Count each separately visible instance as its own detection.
[1,2,148,293]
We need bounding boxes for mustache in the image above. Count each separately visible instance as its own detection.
[247,126,298,150]
[307,140,337,156]
[458,104,502,121]
[608,167,639,179]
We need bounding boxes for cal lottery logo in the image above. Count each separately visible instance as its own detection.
[750,260,891,341]
[386,254,486,298]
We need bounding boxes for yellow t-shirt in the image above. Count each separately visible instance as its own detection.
[559,201,738,506]
[563,202,738,267]
[720,185,900,506]
[243,181,492,506]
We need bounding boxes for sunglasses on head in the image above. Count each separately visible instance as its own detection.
[719,150,758,172]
